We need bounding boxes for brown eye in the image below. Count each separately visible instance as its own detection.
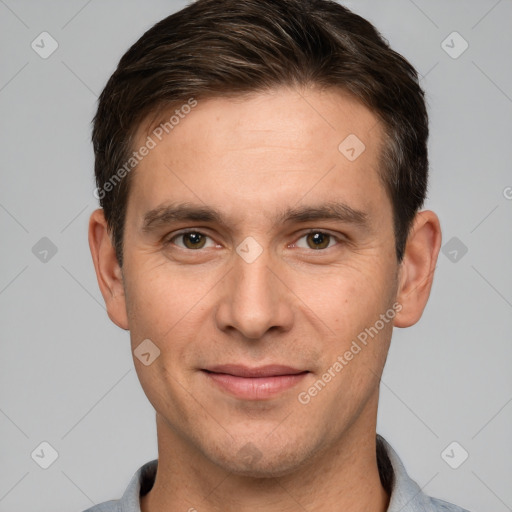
[183,232,206,249]
[305,232,331,250]
[171,232,212,250]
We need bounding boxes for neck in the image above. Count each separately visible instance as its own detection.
[141,397,389,512]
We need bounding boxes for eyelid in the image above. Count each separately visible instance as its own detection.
[163,228,346,250]
[164,228,218,248]
[290,229,345,249]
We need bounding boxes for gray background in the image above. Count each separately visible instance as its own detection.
[0,0,511,510]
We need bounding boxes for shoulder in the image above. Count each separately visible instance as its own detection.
[376,435,472,512]
[80,459,158,512]
[428,496,472,512]
[82,501,119,512]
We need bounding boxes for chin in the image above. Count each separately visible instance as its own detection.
[222,455,304,479]
[206,435,316,479]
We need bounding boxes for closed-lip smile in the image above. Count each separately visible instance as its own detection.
[202,364,309,400]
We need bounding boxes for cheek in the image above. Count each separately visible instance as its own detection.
[123,259,221,365]
[292,261,394,336]
[123,261,184,341]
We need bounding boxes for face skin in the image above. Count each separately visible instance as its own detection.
[89,86,441,512]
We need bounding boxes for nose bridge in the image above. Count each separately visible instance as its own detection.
[215,247,293,339]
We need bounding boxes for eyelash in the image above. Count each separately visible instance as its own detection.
[164,229,344,251]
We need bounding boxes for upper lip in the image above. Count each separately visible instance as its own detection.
[203,364,307,378]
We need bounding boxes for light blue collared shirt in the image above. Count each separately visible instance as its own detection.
[83,434,470,512]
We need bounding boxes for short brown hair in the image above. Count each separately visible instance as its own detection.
[92,0,429,266]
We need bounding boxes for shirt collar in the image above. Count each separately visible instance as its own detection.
[377,434,434,511]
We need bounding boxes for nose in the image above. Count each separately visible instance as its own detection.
[214,248,294,340]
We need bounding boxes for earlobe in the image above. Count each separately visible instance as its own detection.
[88,209,129,330]
[394,210,442,328]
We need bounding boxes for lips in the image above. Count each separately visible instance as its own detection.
[202,364,309,400]
[205,364,306,378]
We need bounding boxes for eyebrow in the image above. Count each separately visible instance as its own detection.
[274,202,369,227]
[142,202,226,233]
[141,200,369,233]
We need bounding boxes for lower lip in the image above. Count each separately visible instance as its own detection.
[203,371,308,400]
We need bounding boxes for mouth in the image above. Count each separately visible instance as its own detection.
[201,364,310,400]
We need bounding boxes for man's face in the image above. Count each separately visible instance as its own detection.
[120,87,400,475]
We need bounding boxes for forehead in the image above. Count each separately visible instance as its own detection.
[141,86,382,157]
[128,86,389,226]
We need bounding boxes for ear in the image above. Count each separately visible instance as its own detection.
[88,208,129,330]
[394,210,442,328]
